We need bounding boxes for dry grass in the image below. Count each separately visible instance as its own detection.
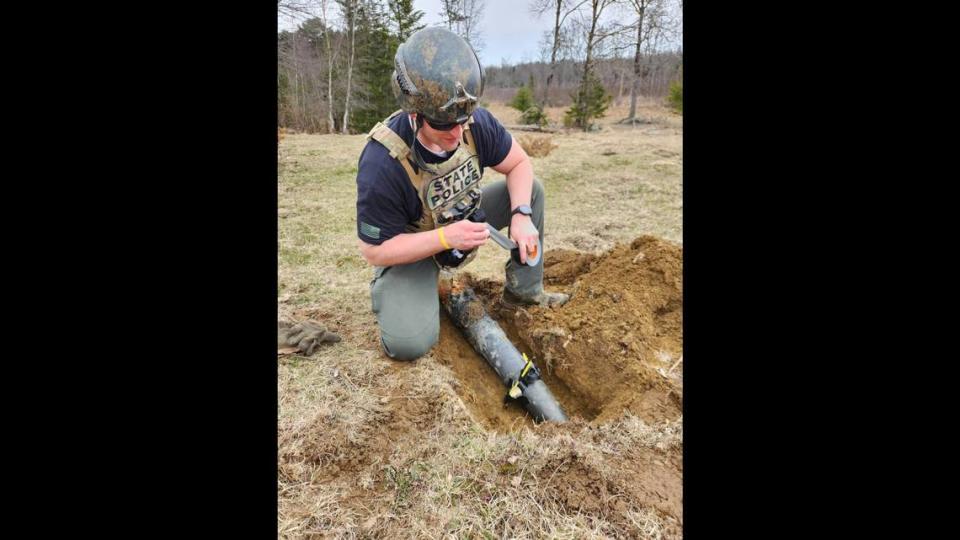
[277,99,682,538]
[517,134,559,158]
[484,97,682,130]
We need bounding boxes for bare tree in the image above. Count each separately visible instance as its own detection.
[617,0,679,121]
[570,0,618,129]
[279,19,334,132]
[278,0,314,20]
[530,0,588,106]
[315,0,336,133]
[440,0,486,53]
[339,0,358,133]
[461,0,486,52]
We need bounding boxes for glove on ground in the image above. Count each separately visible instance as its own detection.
[278,320,341,355]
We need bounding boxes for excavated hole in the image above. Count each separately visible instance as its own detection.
[432,236,683,432]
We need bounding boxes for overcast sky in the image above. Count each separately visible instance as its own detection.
[279,0,556,68]
[279,1,682,66]
[416,0,554,67]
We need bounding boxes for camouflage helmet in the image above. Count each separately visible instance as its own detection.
[391,27,485,124]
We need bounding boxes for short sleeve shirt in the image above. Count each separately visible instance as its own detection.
[355,107,512,245]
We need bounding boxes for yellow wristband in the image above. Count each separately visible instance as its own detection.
[437,227,452,249]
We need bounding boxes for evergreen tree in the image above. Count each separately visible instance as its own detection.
[564,72,612,130]
[508,77,548,126]
[387,0,425,41]
[350,0,401,131]
[508,85,535,113]
[667,64,682,113]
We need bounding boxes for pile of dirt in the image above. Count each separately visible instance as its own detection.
[433,235,682,427]
[534,432,683,536]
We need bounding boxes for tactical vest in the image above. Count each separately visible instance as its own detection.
[366,110,484,268]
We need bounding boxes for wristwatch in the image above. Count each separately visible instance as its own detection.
[511,204,533,217]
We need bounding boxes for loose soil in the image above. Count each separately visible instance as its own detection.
[434,235,683,429]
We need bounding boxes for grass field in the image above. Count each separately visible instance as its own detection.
[278,98,683,539]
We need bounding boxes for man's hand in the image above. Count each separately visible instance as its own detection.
[441,219,489,251]
[510,214,539,264]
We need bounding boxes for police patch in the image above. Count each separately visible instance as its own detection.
[426,158,481,210]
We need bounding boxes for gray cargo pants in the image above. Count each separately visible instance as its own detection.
[370,178,548,361]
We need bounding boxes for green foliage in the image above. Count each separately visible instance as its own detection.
[350,0,402,132]
[508,85,535,113]
[297,17,328,45]
[388,0,425,41]
[668,79,682,114]
[509,77,548,126]
[564,73,612,130]
[520,104,549,127]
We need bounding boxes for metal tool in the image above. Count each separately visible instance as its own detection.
[486,223,541,266]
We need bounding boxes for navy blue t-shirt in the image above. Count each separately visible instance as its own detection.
[356,107,513,245]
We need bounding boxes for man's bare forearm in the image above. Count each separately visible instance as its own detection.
[359,230,445,267]
[359,219,491,267]
[505,157,534,211]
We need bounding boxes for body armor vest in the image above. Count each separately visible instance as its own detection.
[367,110,484,269]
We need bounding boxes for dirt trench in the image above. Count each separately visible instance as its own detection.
[433,235,683,429]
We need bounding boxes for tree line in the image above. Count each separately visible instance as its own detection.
[484,53,681,104]
[277,0,682,134]
[278,0,420,134]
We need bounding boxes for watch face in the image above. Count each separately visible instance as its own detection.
[514,205,532,216]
